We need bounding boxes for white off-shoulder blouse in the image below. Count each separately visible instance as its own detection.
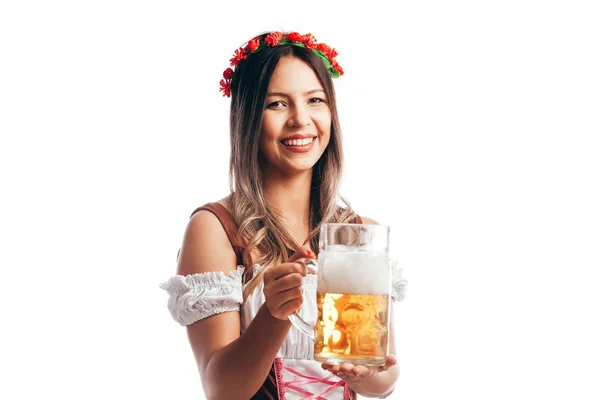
[160,260,407,399]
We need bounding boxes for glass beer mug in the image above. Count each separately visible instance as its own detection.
[289,223,392,366]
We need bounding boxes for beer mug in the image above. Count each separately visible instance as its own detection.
[290,223,391,366]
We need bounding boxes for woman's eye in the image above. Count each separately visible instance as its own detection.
[267,101,285,109]
[309,97,325,104]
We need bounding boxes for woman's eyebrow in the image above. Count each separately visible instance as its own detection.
[266,89,325,97]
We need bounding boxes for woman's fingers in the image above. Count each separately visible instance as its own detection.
[272,272,304,293]
[278,296,303,315]
[322,357,397,379]
[339,362,355,374]
[264,262,305,282]
[273,286,303,308]
[262,248,316,320]
[380,355,397,371]
[322,363,341,374]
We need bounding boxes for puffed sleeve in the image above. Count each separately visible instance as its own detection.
[390,260,408,302]
[159,266,244,326]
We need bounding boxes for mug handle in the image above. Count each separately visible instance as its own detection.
[288,257,318,340]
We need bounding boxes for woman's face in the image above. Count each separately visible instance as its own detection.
[259,56,331,176]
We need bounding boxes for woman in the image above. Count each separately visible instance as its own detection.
[161,31,406,399]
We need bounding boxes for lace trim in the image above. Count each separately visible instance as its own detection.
[343,383,352,400]
[390,259,408,302]
[160,266,244,293]
[159,266,244,326]
[274,358,286,400]
[250,263,263,279]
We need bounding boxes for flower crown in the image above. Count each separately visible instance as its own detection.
[219,31,344,97]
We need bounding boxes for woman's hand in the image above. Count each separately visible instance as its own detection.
[263,248,315,320]
[321,355,397,381]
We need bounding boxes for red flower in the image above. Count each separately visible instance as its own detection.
[265,32,283,47]
[229,47,247,66]
[317,43,338,60]
[317,43,331,55]
[247,38,261,52]
[219,78,231,97]
[331,60,344,76]
[223,67,234,80]
[301,33,317,49]
[286,32,304,43]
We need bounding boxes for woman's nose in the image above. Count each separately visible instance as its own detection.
[287,104,312,128]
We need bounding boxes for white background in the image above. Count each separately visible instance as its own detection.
[1,1,599,399]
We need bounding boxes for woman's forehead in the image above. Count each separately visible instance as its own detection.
[268,57,324,94]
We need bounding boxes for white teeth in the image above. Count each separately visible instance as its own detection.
[283,137,315,146]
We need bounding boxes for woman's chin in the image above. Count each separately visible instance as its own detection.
[281,159,319,175]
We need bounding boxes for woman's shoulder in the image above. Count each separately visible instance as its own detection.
[336,202,377,225]
[189,195,232,219]
[177,195,237,276]
[358,215,379,225]
[346,207,377,225]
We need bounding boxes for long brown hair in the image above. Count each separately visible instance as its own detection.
[227,33,355,298]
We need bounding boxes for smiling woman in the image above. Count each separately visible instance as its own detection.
[159,31,406,399]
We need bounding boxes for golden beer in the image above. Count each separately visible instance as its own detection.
[288,224,393,366]
[314,291,390,365]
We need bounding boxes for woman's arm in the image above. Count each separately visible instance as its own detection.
[188,303,291,399]
[177,210,310,399]
[177,210,289,399]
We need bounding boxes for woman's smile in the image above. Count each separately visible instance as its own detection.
[280,135,317,153]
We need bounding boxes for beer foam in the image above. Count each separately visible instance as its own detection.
[317,250,390,295]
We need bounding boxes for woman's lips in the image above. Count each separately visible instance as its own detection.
[280,137,316,153]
